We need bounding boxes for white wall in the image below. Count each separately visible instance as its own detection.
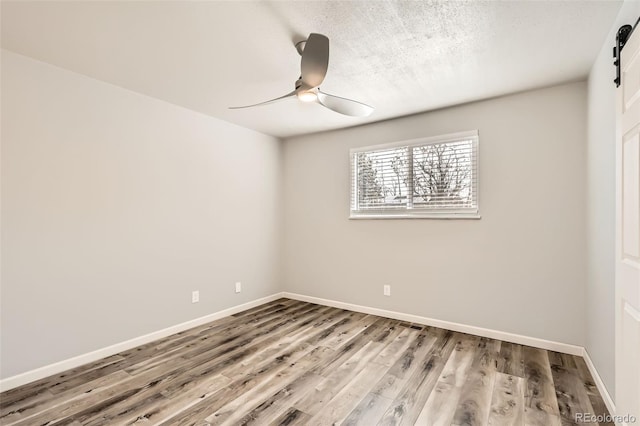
[0,50,282,379]
[586,0,640,401]
[283,82,588,346]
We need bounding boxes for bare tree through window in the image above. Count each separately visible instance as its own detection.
[356,147,409,209]
[356,153,383,207]
[413,141,473,208]
[351,133,478,217]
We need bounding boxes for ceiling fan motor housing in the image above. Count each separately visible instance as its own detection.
[294,76,315,92]
[295,40,307,56]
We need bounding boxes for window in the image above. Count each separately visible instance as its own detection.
[350,130,479,219]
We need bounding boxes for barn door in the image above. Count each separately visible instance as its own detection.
[616,19,640,425]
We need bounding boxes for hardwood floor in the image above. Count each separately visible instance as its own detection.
[0,299,612,425]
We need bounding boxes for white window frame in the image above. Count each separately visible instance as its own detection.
[350,130,480,219]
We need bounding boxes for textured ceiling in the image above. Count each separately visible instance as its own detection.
[1,1,622,138]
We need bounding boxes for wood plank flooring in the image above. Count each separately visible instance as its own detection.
[0,299,613,425]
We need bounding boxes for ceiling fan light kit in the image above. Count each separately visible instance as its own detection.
[230,33,373,117]
[297,90,318,102]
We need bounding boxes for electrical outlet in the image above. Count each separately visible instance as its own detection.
[235,282,242,293]
[192,290,199,303]
[383,285,391,296]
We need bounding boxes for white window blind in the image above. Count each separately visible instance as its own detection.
[350,130,479,218]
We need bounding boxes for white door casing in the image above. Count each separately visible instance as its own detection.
[616,20,640,426]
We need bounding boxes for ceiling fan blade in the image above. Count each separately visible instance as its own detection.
[301,33,329,88]
[229,91,296,109]
[317,91,374,117]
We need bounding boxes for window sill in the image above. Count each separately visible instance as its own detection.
[349,213,481,220]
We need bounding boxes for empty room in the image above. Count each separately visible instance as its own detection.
[1,0,640,425]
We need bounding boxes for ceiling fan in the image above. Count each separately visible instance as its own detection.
[230,33,373,117]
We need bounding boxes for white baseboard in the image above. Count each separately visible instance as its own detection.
[2,290,606,400]
[582,348,616,417]
[283,292,621,414]
[282,292,584,356]
[0,293,285,392]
